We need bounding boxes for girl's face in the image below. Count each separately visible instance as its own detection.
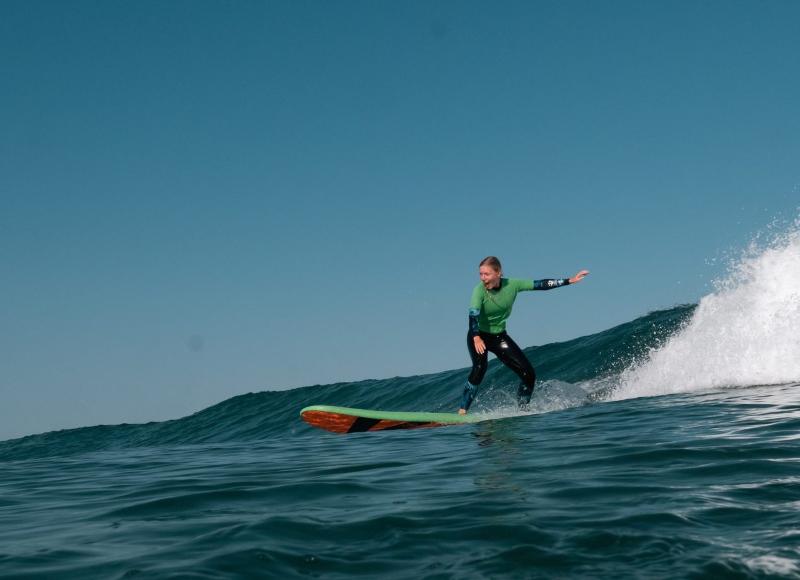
[479,265,501,289]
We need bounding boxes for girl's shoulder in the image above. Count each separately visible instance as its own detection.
[505,278,534,291]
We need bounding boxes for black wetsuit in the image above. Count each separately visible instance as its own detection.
[466,331,536,407]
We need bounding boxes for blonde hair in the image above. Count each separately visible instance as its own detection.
[479,256,502,272]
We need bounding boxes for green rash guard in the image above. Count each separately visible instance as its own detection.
[469,277,570,335]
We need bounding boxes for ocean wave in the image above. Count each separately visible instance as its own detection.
[5,223,800,461]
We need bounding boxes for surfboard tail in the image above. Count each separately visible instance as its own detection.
[300,405,478,434]
[301,409,444,433]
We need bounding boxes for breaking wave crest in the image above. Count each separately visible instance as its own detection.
[612,222,800,400]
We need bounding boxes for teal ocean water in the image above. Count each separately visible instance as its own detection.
[3,231,800,578]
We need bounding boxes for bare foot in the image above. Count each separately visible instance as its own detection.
[458,408,467,415]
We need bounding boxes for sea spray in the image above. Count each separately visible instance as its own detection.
[612,222,800,399]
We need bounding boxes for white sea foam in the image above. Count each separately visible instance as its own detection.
[743,555,799,576]
[611,222,800,400]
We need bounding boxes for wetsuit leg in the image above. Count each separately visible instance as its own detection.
[488,332,537,409]
[463,333,488,410]
[467,333,489,384]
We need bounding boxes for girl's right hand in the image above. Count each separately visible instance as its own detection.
[474,336,486,355]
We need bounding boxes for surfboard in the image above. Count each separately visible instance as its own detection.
[300,405,481,434]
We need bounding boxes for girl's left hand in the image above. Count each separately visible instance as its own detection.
[570,270,589,284]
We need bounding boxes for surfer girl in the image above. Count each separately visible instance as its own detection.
[459,256,589,415]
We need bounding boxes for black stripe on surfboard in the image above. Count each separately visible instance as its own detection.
[347,417,382,433]
[346,416,437,433]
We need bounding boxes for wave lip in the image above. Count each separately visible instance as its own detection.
[614,225,800,400]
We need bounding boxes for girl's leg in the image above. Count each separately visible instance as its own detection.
[490,333,537,408]
[462,333,488,411]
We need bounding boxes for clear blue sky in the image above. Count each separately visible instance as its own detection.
[2,0,798,440]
